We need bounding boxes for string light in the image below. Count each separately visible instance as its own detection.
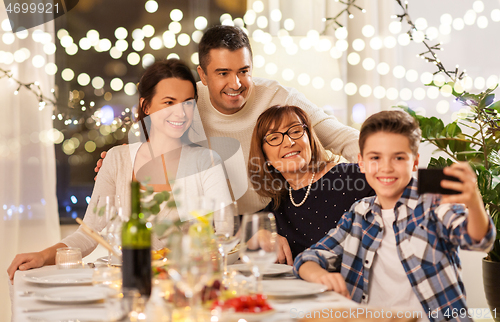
[322,0,365,33]
[394,0,467,83]
[0,67,56,107]
[395,0,500,125]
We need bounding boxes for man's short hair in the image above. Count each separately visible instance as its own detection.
[359,110,421,156]
[198,25,253,71]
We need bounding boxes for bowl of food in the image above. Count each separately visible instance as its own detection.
[226,244,240,265]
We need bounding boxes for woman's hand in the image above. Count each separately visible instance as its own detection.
[311,271,350,298]
[246,231,293,265]
[276,234,293,265]
[7,252,45,283]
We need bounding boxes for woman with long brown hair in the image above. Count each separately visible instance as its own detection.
[248,105,374,264]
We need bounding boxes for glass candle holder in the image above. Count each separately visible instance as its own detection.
[55,247,83,269]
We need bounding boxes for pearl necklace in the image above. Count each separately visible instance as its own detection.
[289,172,316,207]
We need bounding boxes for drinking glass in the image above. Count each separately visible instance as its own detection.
[213,201,240,285]
[239,212,278,294]
[186,197,216,248]
[92,266,122,292]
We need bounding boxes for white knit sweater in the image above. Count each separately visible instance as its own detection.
[194,77,360,214]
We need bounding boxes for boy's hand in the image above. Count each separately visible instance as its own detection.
[311,271,350,298]
[440,162,483,210]
[441,162,490,242]
[93,151,107,181]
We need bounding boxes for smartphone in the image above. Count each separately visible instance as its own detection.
[417,168,461,195]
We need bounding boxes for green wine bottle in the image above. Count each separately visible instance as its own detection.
[122,181,152,296]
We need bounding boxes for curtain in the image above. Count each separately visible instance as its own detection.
[0,11,60,321]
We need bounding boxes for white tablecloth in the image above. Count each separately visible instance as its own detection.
[12,266,357,322]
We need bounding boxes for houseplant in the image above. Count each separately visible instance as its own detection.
[400,82,500,320]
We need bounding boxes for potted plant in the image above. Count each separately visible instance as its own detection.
[400,82,500,321]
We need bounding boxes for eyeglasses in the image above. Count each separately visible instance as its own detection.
[263,124,307,146]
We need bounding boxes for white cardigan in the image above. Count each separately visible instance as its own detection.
[61,143,232,256]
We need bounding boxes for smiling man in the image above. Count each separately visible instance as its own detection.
[194,25,360,214]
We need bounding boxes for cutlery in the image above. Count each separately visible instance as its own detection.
[19,291,35,297]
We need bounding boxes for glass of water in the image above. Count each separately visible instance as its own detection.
[239,212,278,294]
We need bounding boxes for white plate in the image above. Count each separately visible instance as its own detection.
[221,309,276,322]
[228,264,293,276]
[27,307,117,322]
[23,268,93,285]
[33,286,112,304]
[262,279,327,298]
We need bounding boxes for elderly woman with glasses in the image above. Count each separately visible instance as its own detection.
[248,105,374,265]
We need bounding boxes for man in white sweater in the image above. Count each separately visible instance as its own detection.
[194,25,359,211]
[97,26,359,263]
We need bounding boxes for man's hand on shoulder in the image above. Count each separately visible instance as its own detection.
[94,151,107,181]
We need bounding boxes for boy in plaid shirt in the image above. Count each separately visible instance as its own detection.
[294,110,495,321]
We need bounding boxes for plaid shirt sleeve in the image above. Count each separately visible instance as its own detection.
[293,210,355,278]
[433,199,496,252]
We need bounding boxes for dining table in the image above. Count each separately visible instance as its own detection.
[11,264,417,322]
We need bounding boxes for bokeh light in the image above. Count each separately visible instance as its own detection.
[170,9,183,21]
[61,68,74,81]
[124,82,137,96]
[77,73,91,86]
[145,0,158,13]
[110,78,124,91]
[194,16,208,30]
[115,27,128,40]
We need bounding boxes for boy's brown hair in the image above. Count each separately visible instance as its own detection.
[359,110,421,156]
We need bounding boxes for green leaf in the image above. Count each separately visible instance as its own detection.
[142,199,156,209]
[167,200,177,208]
[428,157,451,168]
[479,93,496,109]
[488,100,500,113]
[150,204,160,215]
[488,151,500,166]
[444,122,461,137]
[153,193,165,204]
[162,191,170,201]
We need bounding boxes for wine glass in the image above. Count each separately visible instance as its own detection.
[239,212,278,294]
[168,234,213,321]
[213,201,240,285]
[103,195,123,265]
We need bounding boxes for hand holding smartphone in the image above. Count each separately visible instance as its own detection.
[417,168,462,195]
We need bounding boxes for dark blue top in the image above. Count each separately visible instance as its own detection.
[265,163,375,259]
